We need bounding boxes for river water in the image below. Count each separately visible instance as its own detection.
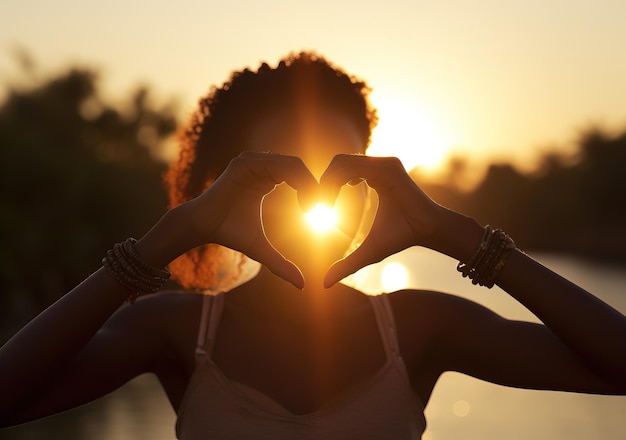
[2,250,625,440]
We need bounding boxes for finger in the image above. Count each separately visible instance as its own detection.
[322,155,404,189]
[319,154,354,205]
[238,152,320,211]
[224,156,283,191]
[324,214,411,288]
[320,155,397,204]
[321,155,421,214]
[268,258,305,290]
[324,242,384,288]
[273,156,319,211]
[242,235,305,289]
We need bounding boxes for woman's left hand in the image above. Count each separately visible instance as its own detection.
[320,154,449,287]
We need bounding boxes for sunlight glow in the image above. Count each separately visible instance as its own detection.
[381,262,409,292]
[368,91,449,172]
[305,203,338,233]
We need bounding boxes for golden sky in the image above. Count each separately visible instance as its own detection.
[2,0,626,172]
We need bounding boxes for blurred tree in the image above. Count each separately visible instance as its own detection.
[418,126,626,261]
[561,128,626,259]
[0,65,178,337]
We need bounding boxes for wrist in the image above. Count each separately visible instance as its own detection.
[429,208,484,262]
[134,204,201,268]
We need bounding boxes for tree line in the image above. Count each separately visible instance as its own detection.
[417,128,626,263]
[0,67,176,336]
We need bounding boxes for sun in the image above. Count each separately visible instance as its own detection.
[368,91,449,172]
[304,203,338,233]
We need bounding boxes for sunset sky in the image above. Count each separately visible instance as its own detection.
[2,0,626,173]
[2,4,626,438]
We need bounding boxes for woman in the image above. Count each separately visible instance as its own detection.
[1,52,624,439]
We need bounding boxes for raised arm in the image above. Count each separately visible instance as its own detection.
[320,154,626,393]
[0,208,188,426]
[0,152,318,426]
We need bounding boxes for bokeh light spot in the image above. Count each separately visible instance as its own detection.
[381,262,409,292]
[453,400,471,417]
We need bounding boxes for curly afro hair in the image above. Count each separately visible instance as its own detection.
[164,51,378,290]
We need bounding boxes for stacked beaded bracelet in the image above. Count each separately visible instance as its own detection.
[102,238,171,303]
[456,226,516,288]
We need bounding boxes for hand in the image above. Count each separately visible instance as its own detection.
[320,154,445,287]
[185,151,319,289]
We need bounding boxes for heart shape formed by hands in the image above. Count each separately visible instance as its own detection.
[201,152,439,290]
[260,177,376,284]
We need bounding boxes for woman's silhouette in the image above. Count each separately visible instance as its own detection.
[1,52,624,439]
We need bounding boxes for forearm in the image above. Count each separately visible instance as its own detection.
[0,205,193,412]
[436,210,626,389]
[497,250,626,388]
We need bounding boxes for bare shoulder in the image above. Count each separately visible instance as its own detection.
[105,291,204,373]
[387,289,502,333]
[385,289,504,366]
[108,291,205,407]
[385,290,451,358]
[134,290,203,339]
[110,291,203,334]
[129,290,204,317]
[383,290,467,401]
[387,289,466,331]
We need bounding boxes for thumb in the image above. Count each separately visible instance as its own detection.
[324,226,410,288]
[267,258,305,290]
[245,238,304,290]
[324,242,380,288]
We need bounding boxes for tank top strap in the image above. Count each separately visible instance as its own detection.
[369,294,402,359]
[194,293,225,359]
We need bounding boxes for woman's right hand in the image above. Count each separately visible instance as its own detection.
[183,152,319,289]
